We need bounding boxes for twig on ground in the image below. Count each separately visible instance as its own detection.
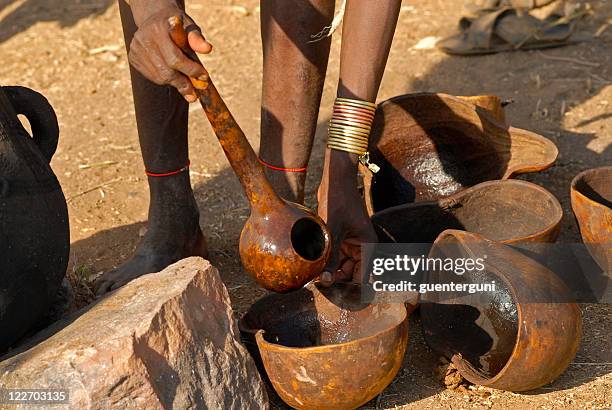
[536,51,600,67]
[375,392,384,409]
[560,100,566,117]
[108,144,133,150]
[67,177,121,203]
[78,160,118,170]
[589,73,611,83]
[594,23,609,38]
[88,44,122,55]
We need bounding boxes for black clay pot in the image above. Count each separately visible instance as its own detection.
[0,85,69,352]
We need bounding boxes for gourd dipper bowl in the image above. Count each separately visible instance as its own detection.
[169,17,331,292]
[240,283,408,410]
[571,166,611,274]
[362,93,558,214]
[421,230,582,391]
[372,179,563,246]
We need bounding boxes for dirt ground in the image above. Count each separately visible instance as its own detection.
[1,0,610,408]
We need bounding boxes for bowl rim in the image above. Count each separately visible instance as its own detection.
[570,166,612,211]
[371,179,563,244]
[254,310,408,353]
[243,288,409,353]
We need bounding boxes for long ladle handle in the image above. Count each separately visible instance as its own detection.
[168,16,279,208]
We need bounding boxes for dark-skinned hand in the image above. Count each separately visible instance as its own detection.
[317,157,377,286]
[127,1,212,102]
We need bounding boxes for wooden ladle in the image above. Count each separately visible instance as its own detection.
[168,16,331,292]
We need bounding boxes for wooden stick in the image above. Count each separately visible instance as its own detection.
[67,177,121,203]
[537,51,600,67]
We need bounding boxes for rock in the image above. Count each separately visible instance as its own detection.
[435,359,470,391]
[0,257,269,409]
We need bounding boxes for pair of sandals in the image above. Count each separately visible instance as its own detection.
[438,0,583,55]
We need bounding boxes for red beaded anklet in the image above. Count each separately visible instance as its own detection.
[145,161,191,177]
[258,157,307,173]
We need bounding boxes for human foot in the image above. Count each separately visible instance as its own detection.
[94,175,208,296]
[94,223,207,296]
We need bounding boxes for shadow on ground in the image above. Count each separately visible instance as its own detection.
[0,0,114,44]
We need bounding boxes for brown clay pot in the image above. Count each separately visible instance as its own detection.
[240,283,408,410]
[362,93,558,214]
[169,18,331,292]
[372,179,562,246]
[571,167,611,274]
[421,230,582,391]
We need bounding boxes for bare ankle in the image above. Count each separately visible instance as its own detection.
[264,168,306,203]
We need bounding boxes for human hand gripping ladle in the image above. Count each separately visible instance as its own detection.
[167,16,331,293]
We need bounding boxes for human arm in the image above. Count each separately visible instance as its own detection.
[318,0,401,284]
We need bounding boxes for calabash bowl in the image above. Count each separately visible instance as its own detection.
[570,166,611,274]
[363,93,558,214]
[240,283,408,410]
[420,230,582,391]
[372,179,562,246]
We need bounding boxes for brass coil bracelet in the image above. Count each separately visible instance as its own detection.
[327,97,380,173]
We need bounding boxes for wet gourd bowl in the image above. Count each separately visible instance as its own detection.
[420,230,582,391]
[570,166,612,274]
[372,179,563,247]
[362,93,558,214]
[239,283,408,410]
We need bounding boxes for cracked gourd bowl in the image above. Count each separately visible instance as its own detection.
[362,93,558,214]
[421,230,581,391]
[239,283,408,410]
